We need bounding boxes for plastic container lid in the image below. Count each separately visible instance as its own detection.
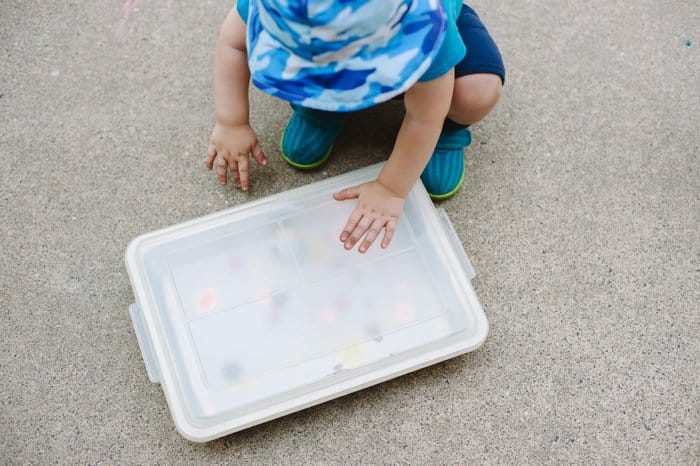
[125,163,488,441]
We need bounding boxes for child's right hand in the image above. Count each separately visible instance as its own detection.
[205,122,267,190]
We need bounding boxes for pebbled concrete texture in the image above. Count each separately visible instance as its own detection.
[1,0,698,463]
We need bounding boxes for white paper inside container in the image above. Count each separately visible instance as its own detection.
[125,163,488,441]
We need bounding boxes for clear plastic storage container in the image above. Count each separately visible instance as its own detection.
[125,163,488,441]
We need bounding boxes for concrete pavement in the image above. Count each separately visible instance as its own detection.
[1,0,698,463]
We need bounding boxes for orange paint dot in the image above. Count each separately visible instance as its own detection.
[197,289,217,312]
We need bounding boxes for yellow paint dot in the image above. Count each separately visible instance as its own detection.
[339,345,365,369]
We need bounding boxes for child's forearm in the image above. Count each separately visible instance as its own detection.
[213,9,250,127]
[377,70,455,198]
[378,115,443,198]
[214,45,249,126]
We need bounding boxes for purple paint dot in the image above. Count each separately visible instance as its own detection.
[365,323,383,342]
[228,256,242,270]
[271,245,282,259]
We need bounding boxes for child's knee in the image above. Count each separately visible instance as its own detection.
[449,73,502,125]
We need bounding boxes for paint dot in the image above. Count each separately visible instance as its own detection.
[333,364,344,373]
[333,296,347,311]
[197,288,217,312]
[396,304,414,323]
[341,346,365,368]
[309,241,328,261]
[238,378,254,390]
[686,39,693,47]
[329,257,344,270]
[273,293,288,307]
[366,323,383,342]
[281,228,296,242]
[319,306,337,323]
[222,362,242,381]
[395,280,409,293]
[257,287,274,308]
[228,256,242,270]
[267,308,282,324]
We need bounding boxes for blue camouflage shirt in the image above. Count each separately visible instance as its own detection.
[236,0,466,85]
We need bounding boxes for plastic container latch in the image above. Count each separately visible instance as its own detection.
[436,208,476,280]
[129,304,160,383]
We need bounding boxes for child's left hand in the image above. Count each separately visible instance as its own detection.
[333,180,405,253]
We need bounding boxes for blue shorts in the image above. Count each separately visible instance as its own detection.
[455,4,506,84]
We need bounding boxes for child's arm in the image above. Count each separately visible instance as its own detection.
[333,69,454,252]
[204,7,267,190]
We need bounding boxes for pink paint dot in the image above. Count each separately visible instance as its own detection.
[396,281,409,293]
[268,308,282,324]
[333,296,347,311]
[396,304,414,323]
[319,306,337,323]
[329,257,343,271]
[197,289,217,313]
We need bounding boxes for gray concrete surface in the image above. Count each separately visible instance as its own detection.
[1,0,698,463]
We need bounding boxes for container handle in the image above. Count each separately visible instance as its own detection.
[436,208,476,280]
[129,304,160,383]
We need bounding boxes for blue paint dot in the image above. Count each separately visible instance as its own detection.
[273,293,288,307]
[686,39,693,47]
[222,362,242,381]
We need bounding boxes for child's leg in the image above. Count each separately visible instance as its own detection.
[448,3,505,126]
[421,4,505,199]
[448,73,502,127]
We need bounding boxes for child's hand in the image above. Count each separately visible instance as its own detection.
[333,180,405,253]
[205,122,267,190]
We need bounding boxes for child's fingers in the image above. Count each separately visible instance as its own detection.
[229,161,240,187]
[205,144,217,170]
[344,215,372,250]
[333,185,360,201]
[238,157,250,191]
[380,218,398,248]
[229,160,241,187]
[217,155,228,185]
[340,208,363,242]
[358,218,384,253]
[252,142,267,166]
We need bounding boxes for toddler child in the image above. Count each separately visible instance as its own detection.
[206,0,505,253]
